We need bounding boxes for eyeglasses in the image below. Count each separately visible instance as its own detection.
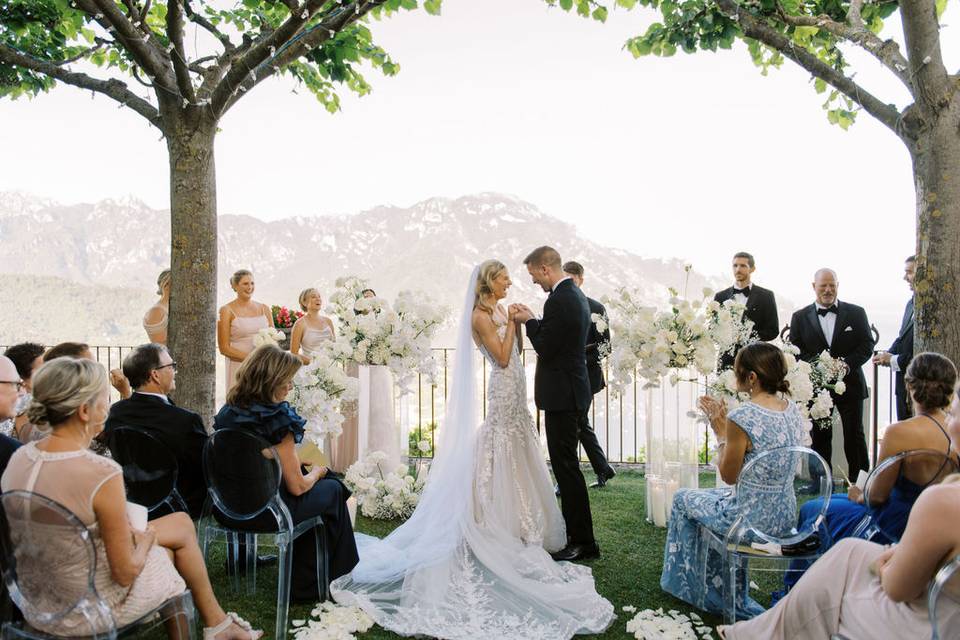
[155,362,178,372]
[0,380,23,392]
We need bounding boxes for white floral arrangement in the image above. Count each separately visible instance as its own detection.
[327,276,447,393]
[289,352,360,444]
[605,284,716,391]
[796,346,847,428]
[706,298,756,363]
[252,327,285,347]
[343,451,426,520]
[622,605,715,639]
[290,601,374,640]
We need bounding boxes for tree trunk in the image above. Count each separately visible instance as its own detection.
[166,117,219,425]
[912,97,960,366]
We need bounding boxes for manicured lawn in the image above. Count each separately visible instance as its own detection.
[200,470,749,639]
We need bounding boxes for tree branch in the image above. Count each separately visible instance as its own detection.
[899,0,951,113]
[0,43,164,131]
[717,0,903,137]
[775,2,912,90]
[184,0,237,53]
[166,0,197,103]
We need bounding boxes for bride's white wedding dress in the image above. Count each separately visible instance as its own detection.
[330,268,614,640]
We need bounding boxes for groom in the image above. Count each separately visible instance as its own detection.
[513,246,599,561]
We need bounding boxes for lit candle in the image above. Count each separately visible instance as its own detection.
[648,477,667,527]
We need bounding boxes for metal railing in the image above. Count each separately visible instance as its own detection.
[4,344,899,465]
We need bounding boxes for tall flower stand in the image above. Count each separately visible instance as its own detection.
[645,372,700,528]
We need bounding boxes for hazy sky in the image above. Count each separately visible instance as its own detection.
[1,0,956,341]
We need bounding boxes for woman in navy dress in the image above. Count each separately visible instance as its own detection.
[782,352,959,594]
[214,344,359,602]
[660,342,806,619]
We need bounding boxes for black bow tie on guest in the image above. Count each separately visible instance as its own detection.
[817,305,838,316]
[733,287,751,296]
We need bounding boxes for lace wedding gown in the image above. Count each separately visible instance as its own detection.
[331,302,614,639]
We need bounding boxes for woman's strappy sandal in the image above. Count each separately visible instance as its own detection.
[203,612,264,640]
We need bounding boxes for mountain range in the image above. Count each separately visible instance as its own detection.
[0,191,726,346]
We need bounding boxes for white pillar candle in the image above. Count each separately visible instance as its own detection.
[347,496,357,527]
[649,477,667,528]
[665,479,679,520]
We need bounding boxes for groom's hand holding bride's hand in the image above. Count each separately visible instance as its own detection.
[511,304,534,323]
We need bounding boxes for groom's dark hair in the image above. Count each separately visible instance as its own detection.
[524,246,562,269]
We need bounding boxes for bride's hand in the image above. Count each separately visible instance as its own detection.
[508,305,519,321]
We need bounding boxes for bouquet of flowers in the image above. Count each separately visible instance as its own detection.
[605,286,716,391]
[343,451,426,520]
[272,305,304,329]
[326,276,447,392]
[795,347,847,428]
[706,298,756,365]
[252,327,285,347]
[289,352,360,444]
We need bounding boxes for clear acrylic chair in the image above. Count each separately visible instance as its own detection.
[106,426,189,518]
[849,448,959,543]
[929,554,960,640]
[0,490,195,639]
[198,428,328,640]
[698,445,832,624]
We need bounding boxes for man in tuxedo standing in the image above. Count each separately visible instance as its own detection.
[104,343,209,518]
[873,256,916,421]
[562,261,616,489]
[789,268,874,477]
[514,246,598,561]
[713,252,779,370]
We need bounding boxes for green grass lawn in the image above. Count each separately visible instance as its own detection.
[199,470,761,639]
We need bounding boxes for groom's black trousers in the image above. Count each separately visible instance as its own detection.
[545,409,595,545]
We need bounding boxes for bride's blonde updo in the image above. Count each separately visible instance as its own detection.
[474,260,507,315]
[27,358,108,428]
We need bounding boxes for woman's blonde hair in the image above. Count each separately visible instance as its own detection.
[230,269,253,290]
[27,358,108,427]
[298,288,319,312]
[156,269,171,296]
[474,260,507,315]
[227,344,302,407]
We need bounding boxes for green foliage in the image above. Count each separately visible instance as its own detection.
[552,0,909,129]
[1,0,440,115]
[408,421,437,457]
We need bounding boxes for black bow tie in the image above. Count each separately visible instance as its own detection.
[733,287,751,297]
[817,305,838,316]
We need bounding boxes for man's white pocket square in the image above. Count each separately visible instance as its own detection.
[844,326,853,332]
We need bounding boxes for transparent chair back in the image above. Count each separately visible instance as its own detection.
[107,426,188,516]
[929,555,960,640]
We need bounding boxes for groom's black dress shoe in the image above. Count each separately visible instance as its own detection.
[589,468,616,489]
[550,542,600,562]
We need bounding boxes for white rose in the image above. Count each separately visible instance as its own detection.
[833,381,846,395]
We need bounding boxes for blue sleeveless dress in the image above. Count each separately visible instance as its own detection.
[660,401,804,619]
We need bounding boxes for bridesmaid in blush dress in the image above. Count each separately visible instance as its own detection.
[143,269,170,345]
[289,288,335,364]
[218,269,273,394]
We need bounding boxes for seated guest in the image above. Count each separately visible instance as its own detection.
[782,352,959,593]
[104,343,209,519]
[660,342,805,618]
[720,386,960,639]
[42,341,132,401]
[2,357,261,639]
[1,343,43,439]
[214,344,358,602]
[0,355,23,469]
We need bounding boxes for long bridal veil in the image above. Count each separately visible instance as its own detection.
[330,265,614,640]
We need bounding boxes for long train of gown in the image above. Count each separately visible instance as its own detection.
[331,315,614,639]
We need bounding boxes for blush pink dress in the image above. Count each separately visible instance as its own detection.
[224,307,269,393]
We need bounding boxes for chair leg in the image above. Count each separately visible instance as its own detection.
[276,541,294,640]
[244,533,258,596]
[724,553,738,625]
[314,527,330,602]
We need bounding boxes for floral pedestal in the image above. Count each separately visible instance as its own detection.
[645,372,700,528]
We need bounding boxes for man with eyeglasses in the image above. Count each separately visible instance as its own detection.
[103,343,208,519]
[0,356,24,471]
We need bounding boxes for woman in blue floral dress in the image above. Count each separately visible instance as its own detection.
[660,342,806,619]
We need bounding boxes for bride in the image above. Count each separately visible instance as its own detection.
[330,260,614,639]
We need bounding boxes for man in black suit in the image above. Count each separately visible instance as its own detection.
[514,246,598,561]
[713,251,779,370]
[873,256,916,421]
[562,261,616,489]
[788,268,874,477]
[104,344,208,518]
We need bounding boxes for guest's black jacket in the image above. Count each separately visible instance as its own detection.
[788,301,875,400]
[525,278,593,412]
[104,392,209,518]
[586,296,610,395]
[713,284,780,342]
[889,298,915,403]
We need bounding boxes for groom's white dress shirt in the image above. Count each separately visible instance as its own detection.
[815,301,838,347]
[551,277,571,293]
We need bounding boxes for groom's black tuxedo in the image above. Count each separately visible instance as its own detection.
[526,277,595,545]
[888,298,915,421]
[788,300,874,477]
[713,284,779,370]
